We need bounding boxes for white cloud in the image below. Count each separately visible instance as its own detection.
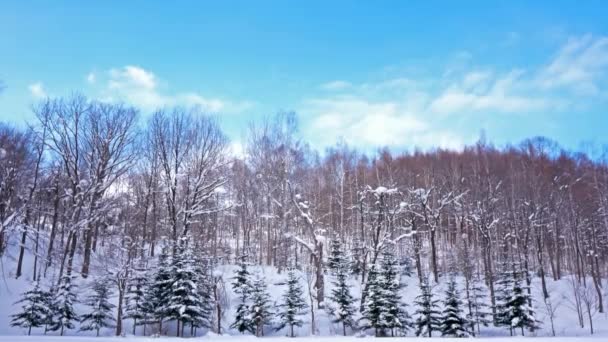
[303,34,608,151]
[537,34,608,95]
[303,96,464,150]
[28,82,47,99]
[86,72,96,84]
[92,65,251,113]
[320,80,352,91]
[430,70,556,113]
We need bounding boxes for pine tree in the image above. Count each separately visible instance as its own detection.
[494,259,515,332]
[507,269,540,336]
[10,281,51,335]
[192,252,213,333]
[250,275,273,337]
[328,239,356,336]
[276,269,308,337]
[42,285,56,334]
[414,278,441,337]
[360,264,387,336]
[79,278,116,336]
[467,273,491,335]
[351,240,364,276]
[124,260,150,335]
[380,246,412,336]
[167,239,207,337]
[440,277,470,337]
[49,274,78,336]
[230,255,255,334]
[327,237,343,275]
[147,246,173,332]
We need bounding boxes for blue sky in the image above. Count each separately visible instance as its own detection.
[1,1,607,154]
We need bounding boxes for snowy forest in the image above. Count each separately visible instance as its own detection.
[1,95,608,338]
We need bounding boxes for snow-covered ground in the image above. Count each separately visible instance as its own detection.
[0,337,607,342]
[2,245,608,338]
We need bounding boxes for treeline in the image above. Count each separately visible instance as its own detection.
[10,238,538,337]
[1,94,607,335]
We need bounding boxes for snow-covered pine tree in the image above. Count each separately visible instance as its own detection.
[328,239,356,336]
[467,273,491,335]
[440,277,470,337]
[124,260,150,335]
[250,275,273,337]
[351,239,364,276]
[507,268,540,336]
[192,251,213,334]
[79,278,116,336]
[380,246,412,336]
[494,259,514,332]
[230,255,255,334]
[327,237,342,275]
[414,277,441,337]
[42,285,56,334]
[49,273,78,336]
[167,238,207,337]
[10,281,51,335]
[360,264,387,337]
[147,246,173,332]
[276,269,308,337]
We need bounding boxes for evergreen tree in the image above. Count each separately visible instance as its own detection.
[124,260,151,335]
[192,251,213,333]
[328,239,356,336]
[413,278,441,337]
[440,277,470,337]
[10,281,51,335]
[147,246,173,331]
[79,278,116,336]
[250,275,273,337]
[351,240,364,276]
[42,285,56,334]
[230,255,255,334]
[494,259,512,328]
[380,246,412,336]
[327,237,342,275]
[360,264,387,336]
[467,273,491,335]
[49,273,78,336]
[506,269,539,336]
[167,239,207,337]
[276,269,308,337]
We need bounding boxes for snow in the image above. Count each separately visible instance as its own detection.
[2,244,608,339]
[372,186,397,196]
[0,337,605,342]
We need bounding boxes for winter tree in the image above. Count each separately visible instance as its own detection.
[10,281,51,335]
[49,274,79,336]
[167,239,207,337]
[79,278,116,336]
[276,269,308,337]
[440,277,470,337]
[414,278,441,337]
[380,246,412,336]
[360,264,387,336]
[508,270,539,335]
[250,275,273,337]
[327,237,343,275]
[124,261,150,335]
[327,239,356,336]
[147,246,173,332]
[467,273,491,335]
[495,261,539,335]
[230,255,254,334]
